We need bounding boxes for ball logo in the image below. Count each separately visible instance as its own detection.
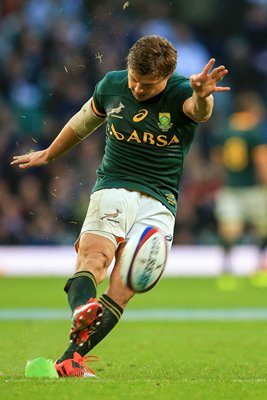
[120,226,167,293]
[132,109,148,122]
[138,236,163,288]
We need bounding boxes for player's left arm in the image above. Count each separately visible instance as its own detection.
[183,58,230,122]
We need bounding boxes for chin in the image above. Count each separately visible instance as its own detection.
[134,94,149,101]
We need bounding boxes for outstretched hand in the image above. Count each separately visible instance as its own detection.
[190,58,230,98]
[10,149,50,169]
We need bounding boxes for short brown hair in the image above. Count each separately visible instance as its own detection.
[126,35,177,78]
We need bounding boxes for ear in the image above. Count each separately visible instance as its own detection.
[165,69,175,80]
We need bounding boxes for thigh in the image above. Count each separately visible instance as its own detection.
[77,188,140,248]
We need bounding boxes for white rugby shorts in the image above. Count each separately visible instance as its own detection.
[76,188,175,251]
[215,186,267,236]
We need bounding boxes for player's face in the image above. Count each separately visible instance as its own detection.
[128,70,170,101]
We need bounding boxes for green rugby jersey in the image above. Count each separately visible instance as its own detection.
[215,122,264,187]
[91,70,198,215]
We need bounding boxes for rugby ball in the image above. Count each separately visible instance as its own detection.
[120,226,167,293]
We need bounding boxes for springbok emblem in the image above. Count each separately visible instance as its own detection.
[107,103,125,116]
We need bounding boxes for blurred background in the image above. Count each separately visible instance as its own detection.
[0,0,267,276]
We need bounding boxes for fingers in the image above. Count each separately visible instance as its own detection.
[202,58,216,75]
[10,155,30,165]
[18,163,31,169]
[214,86,231,92]
[10,155,33,169]
[214,65,227,74]
[211,66,228,81]
[202,59,229,82]
[10,150,49,169]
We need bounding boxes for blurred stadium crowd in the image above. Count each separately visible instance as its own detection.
[1,0,267,246]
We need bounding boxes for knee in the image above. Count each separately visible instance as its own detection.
[75,233,116,280]
[76,247,108,282]
[76,238,115,283]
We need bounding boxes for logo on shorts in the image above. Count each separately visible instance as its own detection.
[100,209,122,224]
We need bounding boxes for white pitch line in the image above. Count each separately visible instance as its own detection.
[1,308,267,321]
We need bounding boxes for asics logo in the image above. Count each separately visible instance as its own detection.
[132,109,148,122]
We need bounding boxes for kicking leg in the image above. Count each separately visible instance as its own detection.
[59,242,135,360]
[57,233,115,364]
[78,242,135,356]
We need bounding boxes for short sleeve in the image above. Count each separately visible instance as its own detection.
[92,77,107,117]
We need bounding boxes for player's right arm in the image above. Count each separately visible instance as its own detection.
[11,98,106,169]
[11,124,80,169]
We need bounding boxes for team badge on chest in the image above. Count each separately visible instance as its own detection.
[158,113,173,131]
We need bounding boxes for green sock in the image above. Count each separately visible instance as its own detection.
[64,271,97,312]
[58,294,123,361]
[82,294,123,354]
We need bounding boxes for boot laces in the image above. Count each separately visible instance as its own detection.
[74,353,99,374]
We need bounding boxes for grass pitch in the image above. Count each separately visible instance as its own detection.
[1,276,267,399]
